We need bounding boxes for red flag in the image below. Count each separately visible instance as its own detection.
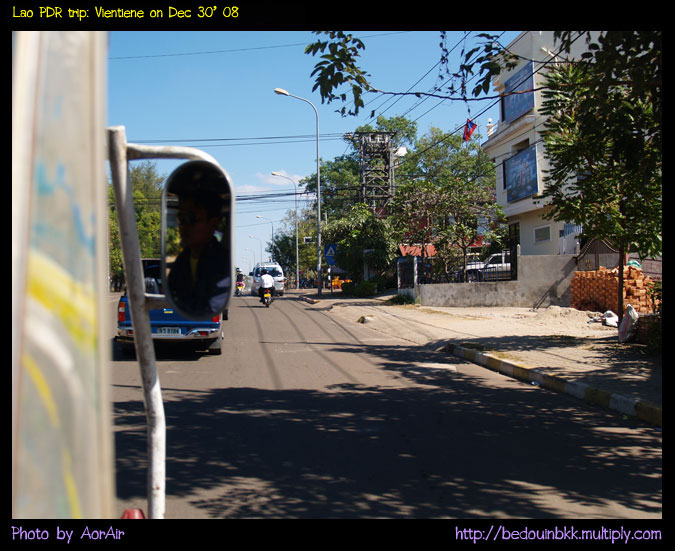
[463,119,477,141]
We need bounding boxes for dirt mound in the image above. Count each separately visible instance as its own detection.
[529,305,615,335]
[533,305,599,321]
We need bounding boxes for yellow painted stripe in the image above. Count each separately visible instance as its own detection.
[22,353,60,428]
[61,449,82,519]
[635,401,662,427]
[22,352,83,518]
[585,387,612,408]
[512,366,533,381]
[543,375,567,393]
[484,355,503,371]
[26,251,97,351]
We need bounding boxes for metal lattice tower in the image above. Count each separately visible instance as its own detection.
[347,132,397,214]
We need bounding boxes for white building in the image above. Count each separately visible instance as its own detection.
[482,31,595,257]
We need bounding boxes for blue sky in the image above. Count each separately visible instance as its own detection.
[107,30,522,273]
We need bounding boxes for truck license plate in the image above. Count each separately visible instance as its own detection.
[158,327,181,335]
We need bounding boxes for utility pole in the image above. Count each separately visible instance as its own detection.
[347,132,397,216]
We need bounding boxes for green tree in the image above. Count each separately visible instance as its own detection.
[351,115,418,152]
[109,161,165,280]
[301,115,419,219]
[108,185,124,284]
[301,154,360,219]
[388,179,440,265]
[267,208,305,282]
[389,127,501,276]
[304,31,372,117]
[269,205,320,281]
[305,31,518,117]
[321,204,398,282]
[134,188,161,258]
[539,31,661,319]
[274,117,416,281]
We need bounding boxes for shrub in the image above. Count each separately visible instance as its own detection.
[341,280,377,297]
[387,293,415,305]
[340,281,355,295]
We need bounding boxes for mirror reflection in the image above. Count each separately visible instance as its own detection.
[163,161,232,320]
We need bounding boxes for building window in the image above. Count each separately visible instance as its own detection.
[534,225,551,243]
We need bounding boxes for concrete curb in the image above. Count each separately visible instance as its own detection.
[444,343,662,428]
[298,294,662,428]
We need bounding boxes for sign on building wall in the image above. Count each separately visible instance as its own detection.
[504,144,539,203]
[502,61,534,123]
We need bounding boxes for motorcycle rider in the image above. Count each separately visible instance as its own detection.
[235,268,245,295]
[258,268,275,303]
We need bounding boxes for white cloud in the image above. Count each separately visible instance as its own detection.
[257,170,305,187]
[234,170,309,199]
[235,183,269,194]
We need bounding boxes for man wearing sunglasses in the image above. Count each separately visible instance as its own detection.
[168,189,229,318]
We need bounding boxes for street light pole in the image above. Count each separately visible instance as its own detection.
[271,172,300,289]
[274,88,322,295]
[249,235,263,262]
[244,247,255,267]
[256,215,275,260]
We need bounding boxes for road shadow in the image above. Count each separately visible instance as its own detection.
[113,339,662,519]
[425,334,662,406]
[111,337,209,363]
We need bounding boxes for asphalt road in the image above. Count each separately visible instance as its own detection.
[109,291,662,519]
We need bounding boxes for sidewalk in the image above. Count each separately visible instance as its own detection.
[295,289,662,428]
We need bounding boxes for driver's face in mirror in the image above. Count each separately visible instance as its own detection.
[176,194,221,257]
[165,185,230,319]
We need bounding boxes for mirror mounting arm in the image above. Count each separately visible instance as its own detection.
[107,127,235,518]
[127,143,219,165]
[107,126,166,520]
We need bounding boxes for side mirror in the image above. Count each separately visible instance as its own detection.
[161,160,233,320]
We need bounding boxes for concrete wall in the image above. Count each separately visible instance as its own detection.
[411,254,577,308]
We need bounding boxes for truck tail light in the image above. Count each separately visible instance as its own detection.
[212,315,220,323]
[118,301,126,323]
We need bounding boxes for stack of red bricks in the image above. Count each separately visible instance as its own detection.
[571,265,658,315]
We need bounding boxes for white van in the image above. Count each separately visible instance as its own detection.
[250,262,285,296]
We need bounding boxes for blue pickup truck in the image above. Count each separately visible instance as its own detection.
[116,259,224,355]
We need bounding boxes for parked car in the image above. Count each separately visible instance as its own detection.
[116,259,223,355]
[249,262,285,296]
[463,255,485,282]
[479,251,512,281]
[462,252,512,281]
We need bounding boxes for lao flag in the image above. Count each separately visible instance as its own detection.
[463,119,477,141]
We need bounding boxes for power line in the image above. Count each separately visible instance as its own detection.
[401,32,584,166]
[400,32,478,121]
[125,33,530,157]
[109,31,411,60]
[363,32,470,126]
[132,132,346,143]
[372,31,508,125]
[129,133,348,149]
[126,32,581,218]
[408,32,512,124]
